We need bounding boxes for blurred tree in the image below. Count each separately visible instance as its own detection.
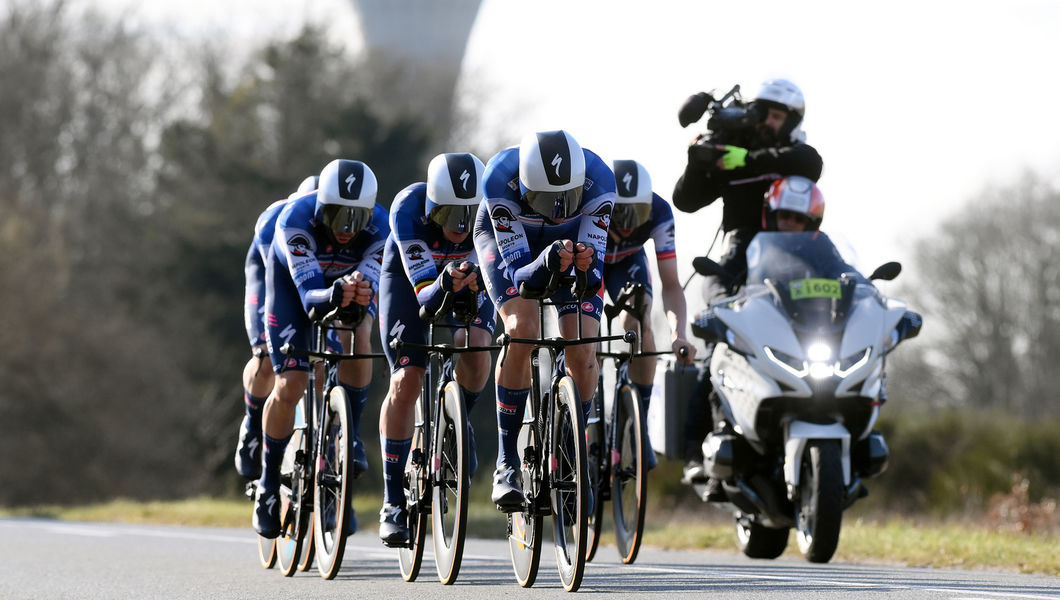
[889,174,1060,419]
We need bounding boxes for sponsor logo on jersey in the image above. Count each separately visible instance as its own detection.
[288,234,312,257]
[399,356,410,366]
[591,201,612,230]
[506,286,518,296]
[492,205,516,233]
[582,301,595,312]
[405,243,425,261]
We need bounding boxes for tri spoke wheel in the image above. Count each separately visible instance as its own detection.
[313,387,354,579]
[431,382,469,584]
[550,376,588,592]
[611,384,647,564]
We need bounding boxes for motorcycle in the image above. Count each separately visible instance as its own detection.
[690,231,921,563]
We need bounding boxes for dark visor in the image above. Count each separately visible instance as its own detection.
[429,205,474,233]
[524,187,583,221]
[611,203,652,230]
[322,205,372,236]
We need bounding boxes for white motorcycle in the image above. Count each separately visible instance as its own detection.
[691,231,921,563]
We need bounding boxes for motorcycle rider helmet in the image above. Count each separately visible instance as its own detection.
[314,159,377,242]
[610,159,653,231]
[425,152,485,234]
[289,175,319,199]
[753,78,806,143]
[763,175,824,231]
[518,130,586,222]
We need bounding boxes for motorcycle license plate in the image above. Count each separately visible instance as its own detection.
[789,278,842,300]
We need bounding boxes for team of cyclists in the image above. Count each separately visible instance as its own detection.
[239,79,831,565]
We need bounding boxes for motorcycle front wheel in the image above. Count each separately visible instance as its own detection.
[794,439,843,563]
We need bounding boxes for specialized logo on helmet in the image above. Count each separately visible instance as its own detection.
[460,169,470,191]
[592,201,613,230]
[288,234,312,257]
[405,243,425,261]
[492,206,516,233]
[537,131,572,186]
[338,161,365,199]
[447,153,478,199]
[613,160,638,197]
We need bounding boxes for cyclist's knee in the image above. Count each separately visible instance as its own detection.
[273,371,308,406]
[387,367,422,407]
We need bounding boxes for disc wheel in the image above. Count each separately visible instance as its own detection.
[508,413,542,587]
[550,376,588,592]
[795,439,844,563]
[276,411,310,577]
[398,411,429,582]
[584,396,605,562]
[256,530,276,569]
[431,382,469,584]
[611,383,647,564]
[313,387,354,579]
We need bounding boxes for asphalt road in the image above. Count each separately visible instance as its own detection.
[2,518,1057,599]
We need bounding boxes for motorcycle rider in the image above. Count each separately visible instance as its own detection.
[673,78,824,487]
[685,175,824,498]
[605,159,697,470]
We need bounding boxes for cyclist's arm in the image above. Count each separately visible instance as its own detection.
[575,193,614,291]
[273,222,335,315]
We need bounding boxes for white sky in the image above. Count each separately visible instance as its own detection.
[96,0,1060,289]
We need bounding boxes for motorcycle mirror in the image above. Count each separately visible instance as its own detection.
[869,261,902,281]
[692,256,734,281]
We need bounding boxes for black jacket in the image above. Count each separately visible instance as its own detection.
[672,140,823,232]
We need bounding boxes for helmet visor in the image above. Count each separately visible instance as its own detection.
[429,204,474,234]
[321,205,372,236]
[611,203,652,230]
[523,187,583,221]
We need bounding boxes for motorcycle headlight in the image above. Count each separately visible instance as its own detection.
[808,361,835,379]
[836,347,872,377]
[764,346,808,378]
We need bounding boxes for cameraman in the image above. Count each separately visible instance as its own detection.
[672,79,823,494]
[673,78,823,300]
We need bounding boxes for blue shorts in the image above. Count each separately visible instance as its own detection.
[603,248,654,303]
[264,254,376,373]
[472,208,603,320]
[379,237,496,371]
[244,242,268,348]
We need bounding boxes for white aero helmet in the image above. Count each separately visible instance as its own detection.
[315,159,377,238]
[754,78,806,142]
[425,152,485,234]
[518,130,586,221]
[289,175,319,199]
[611,159,653,231]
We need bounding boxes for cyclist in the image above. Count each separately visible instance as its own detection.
[605,159,697,470]
[376,152,495,546]
[235,175,319,480]
[253,159,389,539]
[472,130,616,512]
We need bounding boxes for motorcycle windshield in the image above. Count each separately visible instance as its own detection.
[745,232,869,330]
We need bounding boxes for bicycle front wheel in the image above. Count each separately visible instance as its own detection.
[313,387,354,580]
[431,381,469,584]
[550,376,588,592]
[398,414,429,581]
[257,531,276,569]
[612,383,647,564]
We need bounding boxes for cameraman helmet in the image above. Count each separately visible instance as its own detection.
[754,78,806,143]
[763,175,824,231]
[611,159,653,231]
[518,130,586,221]
[315,159,377,241]
[289,175,319,199]
[425,152,485,234]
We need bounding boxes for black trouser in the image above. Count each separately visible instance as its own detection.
[684,229,755,463]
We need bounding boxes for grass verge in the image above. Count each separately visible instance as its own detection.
[3,497,1055,576]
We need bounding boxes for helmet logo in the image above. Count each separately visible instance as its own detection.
[345,173,357,195]
[622,171,633,193]
[551,153,563,177]
[459,169,470,191]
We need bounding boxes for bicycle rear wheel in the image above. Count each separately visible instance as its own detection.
[313,387,354,579]
[432,382,469,584]
[276,412,310,577]
[257,529,276,568]
[508,415,542,587]
[584,394,605,562]
[398,412,429,581]
[611,383,647,564]
[550,376,588,592]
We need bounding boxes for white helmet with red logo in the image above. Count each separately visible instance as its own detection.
[763,175,824,231]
